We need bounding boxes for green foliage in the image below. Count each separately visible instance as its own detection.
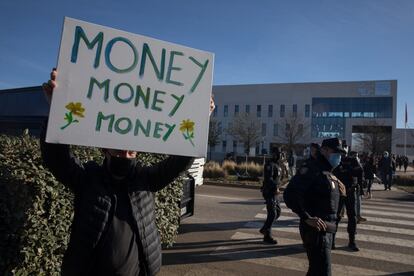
[0,132,183,275]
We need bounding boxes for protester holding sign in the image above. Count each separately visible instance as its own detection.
[41,69,214,275]
[40,17,214,276]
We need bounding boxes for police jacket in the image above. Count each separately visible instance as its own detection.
[283,155,341,222]
[262,160,279,196]
[40,132,192,276]
[333,156,363,189]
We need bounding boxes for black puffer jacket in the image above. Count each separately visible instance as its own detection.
[40,133,192,275]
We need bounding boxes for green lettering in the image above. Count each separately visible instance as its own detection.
[71,26,103,68]
[105,37,138,73]
[134,118,151,137]
[166,51,184,86]
[169,94,185,117]
[151,90,166,111]
[135,85,151,108]
[153,122,164,138]
[114,83,134,104]
[96,112,114,132]
[87,77,110,102]
[139,43,166,80]
[114,117,132,134]
[189,56,209,93]
[163,124,176,141]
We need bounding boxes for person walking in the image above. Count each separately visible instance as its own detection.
[378,151,396,190]
[284,138,345,276]
[364,156,376,199]
[260,148,282,244]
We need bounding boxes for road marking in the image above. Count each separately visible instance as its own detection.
[212,232,392,275]
[364,198,414,207]
[362,200,414,209]
[244,221,414,248]
[277,203,414,219]
[197,193,261,201]
[255,214,414,236]
[228,231,414,267]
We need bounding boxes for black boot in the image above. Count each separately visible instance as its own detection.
[331,233,336,250]
[263,235,277,244]
[348,235,359,252]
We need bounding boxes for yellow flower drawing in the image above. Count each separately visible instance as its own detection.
[65,102,85,117]
[180,119,195,147]
[61,102,85,130]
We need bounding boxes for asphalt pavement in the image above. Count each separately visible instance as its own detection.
[159,182,414,276]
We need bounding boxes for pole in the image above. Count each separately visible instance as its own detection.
[404,103,407,156]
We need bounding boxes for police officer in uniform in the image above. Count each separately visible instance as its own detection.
[284,138,345,276]
[260,147,282,244]
[332,143,363,252]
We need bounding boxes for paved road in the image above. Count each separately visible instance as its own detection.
[159,183,414,276]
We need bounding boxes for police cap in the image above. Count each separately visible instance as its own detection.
[321,138,346,153]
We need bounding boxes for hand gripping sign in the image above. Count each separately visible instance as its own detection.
[46,17,214,157]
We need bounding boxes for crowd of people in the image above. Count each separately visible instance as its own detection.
[260,138,411,276]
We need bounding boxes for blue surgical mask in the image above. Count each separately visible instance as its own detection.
[328,153,341,168]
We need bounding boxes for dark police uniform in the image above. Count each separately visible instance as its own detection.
[332,154,363,251]
[284,138,343,276]
[260,159,281,243]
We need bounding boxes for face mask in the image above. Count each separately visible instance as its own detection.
[328,153,341,169]
[108,156,136,178]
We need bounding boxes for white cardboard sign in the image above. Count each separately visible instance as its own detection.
[46,17,214,157]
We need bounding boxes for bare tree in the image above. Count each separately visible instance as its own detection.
[226,112,261,156]
[352,121,392,154]
[278,112,310,152]
[207,118,221,160]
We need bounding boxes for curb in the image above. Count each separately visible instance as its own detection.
[203,180,289,191]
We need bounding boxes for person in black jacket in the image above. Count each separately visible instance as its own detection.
[41,69,215,276]
[332,148,363,252]
[284,138,346,276]
[363,156,376,199]
[260,147,281,244]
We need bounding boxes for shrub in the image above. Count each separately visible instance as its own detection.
[222,160,237,175]
[0,131,183,275]
[236,162,263,178]
[203,161,227,178]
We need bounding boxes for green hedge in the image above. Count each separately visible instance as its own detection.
[0,131,183,275]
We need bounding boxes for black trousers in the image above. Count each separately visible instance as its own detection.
[336,187,357,236]
[261,195,276,236]
[300,222,333,276]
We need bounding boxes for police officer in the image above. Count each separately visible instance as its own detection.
[284,138,345,276]
[332,143,363,252]
[260,147,282,244]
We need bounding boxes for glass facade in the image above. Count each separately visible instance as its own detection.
[268,105,273,117]
[305,104,310,118]
[311,97,393,138]
[257,105,262,117]
[246,104,250,114]
[280,104,285,117]
[293,104,297,117]
[234,105,239,116]
[312,97,392,118]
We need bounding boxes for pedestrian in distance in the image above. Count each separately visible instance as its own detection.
[41,69,215,276]
[363,156,376,199]
[378,151,396,190]
[284,138,346,276]
[260,147,282,244]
